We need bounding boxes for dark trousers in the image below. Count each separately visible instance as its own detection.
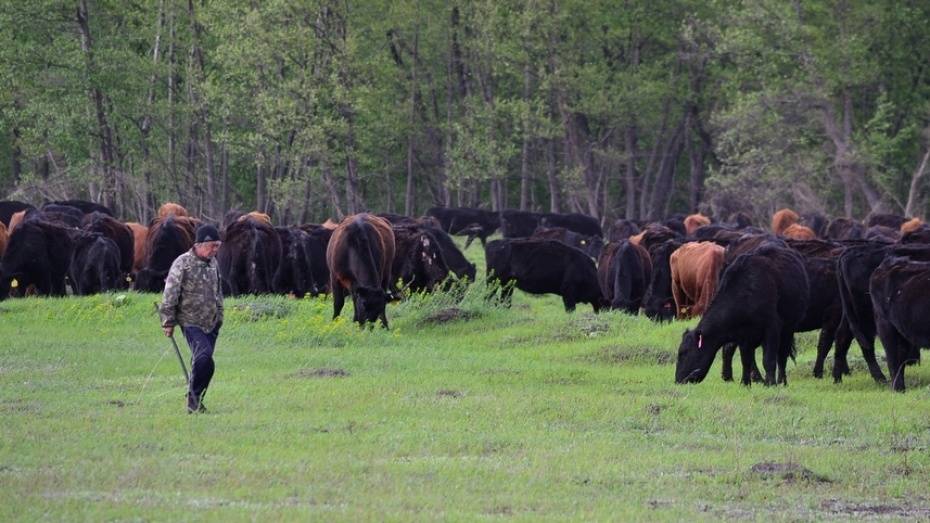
[182,325,219,402]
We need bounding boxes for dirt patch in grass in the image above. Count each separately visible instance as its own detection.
[232,301,292,321]
[419,307,479,325]
[584,345,674,366]
[437,389,463,398]
[107,399,127,408]
[0,399,40,413]
[820,499,930,518]
[292,368,350,379]
[750,462,831,483]
[761,394,800,406]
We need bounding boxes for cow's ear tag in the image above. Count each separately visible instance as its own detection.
[697,334,703,349]
[10,278,19,289]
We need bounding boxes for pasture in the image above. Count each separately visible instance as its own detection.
[2,238,930,521]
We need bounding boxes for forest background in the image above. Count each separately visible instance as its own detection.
[2,0,929,225]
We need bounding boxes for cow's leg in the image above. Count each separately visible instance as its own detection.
[813,324,836,380]
[739,343,756,386]
[379,310,389,329]
[332,285,346,320]
[877,319,907,392]
[832,319,860,383]
[762,325,781,386]
[464,234,475,250]
[777,330,794,386]
[721,343,736,382]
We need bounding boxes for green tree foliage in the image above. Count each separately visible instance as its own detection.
[1,0,929,223]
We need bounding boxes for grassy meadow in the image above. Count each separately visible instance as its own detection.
[1,237,930,521]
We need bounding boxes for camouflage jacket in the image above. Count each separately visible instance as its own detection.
[159,250,224,331]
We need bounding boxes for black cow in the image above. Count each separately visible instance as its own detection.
[392,225,451,294]
[870,256,930,392]
[34,204,84,229]
[500,210,542,238]
[826,218,865,240]
[68,232,123,295]
[632,224,681,251]
[866,213,907,229]
[0,201,35,227]
[273,227,316,297]
[0,220,75,299]
[901,225,930,245]
[608,219,641,243]
[539,212,602,238]
[837,243,930,384]
[134,215,196,292]
[218,217,282,295]
[485,238,603,312]
[598,240,651,313]
[726,212,754,229]
[676,243,810,386]
[298,225,335,295]
[532,226,603,258]
[642,239,683,321]
[49,200,113,217]
[801,212,829,237]
[81,212,134,275]
[425,226,475,283]
[865,225,899,242]
[663,215,687,236]
[425,207,500,248]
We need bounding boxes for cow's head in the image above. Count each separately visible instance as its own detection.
[353,286,387,325]
[675,328,716,384]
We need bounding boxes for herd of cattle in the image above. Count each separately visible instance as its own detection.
[2,200,930,392]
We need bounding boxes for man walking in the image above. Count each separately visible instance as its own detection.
[159,224,224,413]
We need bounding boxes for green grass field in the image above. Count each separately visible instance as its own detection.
[2,238,930,521]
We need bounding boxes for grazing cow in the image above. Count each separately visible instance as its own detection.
[501,210,542,238]
[836,243,930,383]
[0,201,34,226]
[134,215,196,292]
[50,200,113,216]
[642,240,683,321]
[684,214,711,236]
[425,207,500,247]
[424,226,476,283]
[670,242,725,319]
[870,256,930,391]
[676,243,810,386]
[125,222,148,272]
[532,226,603,258]
[217,216,282,295]
[630,224,680,251]
[301,225,335,295]
[68,232,123,295]
[609,219,641,242]
[81,212,134,275]
[771,208,800,236]
[272,227,316,298]
[900,218,924,235]
[0,221,7,258]
[539,212,603,238]
[485,238,603,312]
[826,217,865,240]
[866,213,907,230]
[0,220,75,299]
[782,223,817,240]
[327,214,395,327]
[158,202,189,219]
[392,225,450,294]
[597,240,652,313]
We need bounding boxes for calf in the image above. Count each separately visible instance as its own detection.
[485,238,603,312]
[676,243,810,386]
[670,242,725,319]
[273,227,316,297]
[82,212,134,275]
[134,215,196,292]
[597,240,651,313]
[642,240,683,321]
[870,256,930,391]
[327,214,395,327]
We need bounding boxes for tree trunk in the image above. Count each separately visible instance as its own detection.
[905,142,930,217]
[520,65,531,211]
[624,124,638,218]
[404,27,419,216]
[546,139,561,212]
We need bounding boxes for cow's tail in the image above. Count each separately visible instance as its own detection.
[248,228,262,293]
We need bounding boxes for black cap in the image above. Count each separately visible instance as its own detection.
[195,224,220,244]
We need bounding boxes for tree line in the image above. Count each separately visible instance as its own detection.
[1,0,929,225]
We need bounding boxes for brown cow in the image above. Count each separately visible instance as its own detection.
[0,221,7,258]
[670,241,725,319]
[238,211,272,226]
[901,218,924,235]
[326,214,395,327]
[125,222,149,272]
[157,202,188,219]
[782,223,816,240]
[771,208,800,236]
[684,214,711,236]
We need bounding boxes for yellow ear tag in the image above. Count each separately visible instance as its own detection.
[11,278,19,289]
